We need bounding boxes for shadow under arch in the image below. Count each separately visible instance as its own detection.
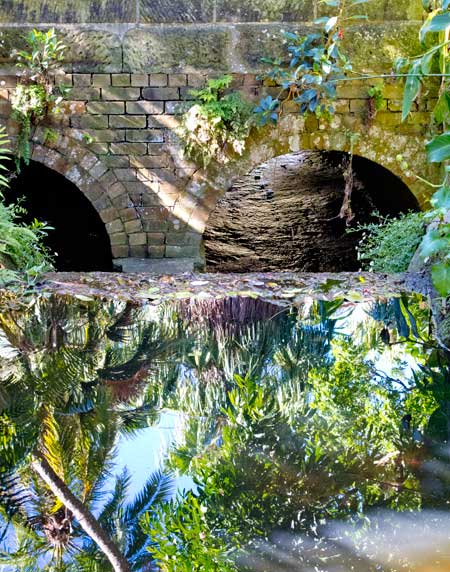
[6,159,113,271]
[203,149,421,273]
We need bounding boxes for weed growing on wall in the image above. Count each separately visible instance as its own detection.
[179,75,254,167]
[10,28,69,170]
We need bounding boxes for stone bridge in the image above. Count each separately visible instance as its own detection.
[0,0,440,271]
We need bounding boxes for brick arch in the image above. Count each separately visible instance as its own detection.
[183,115,437,240]
[28,132,132,258]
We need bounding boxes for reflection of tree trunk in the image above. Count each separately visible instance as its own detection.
[31,452,130,572]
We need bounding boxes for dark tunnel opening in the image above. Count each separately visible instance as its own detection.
[5,160,113,271]
[203,151,420,273]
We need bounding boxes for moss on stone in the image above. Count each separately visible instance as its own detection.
[0,0,133,23]
[0,27,123,73]
[123,27,232,73]
[344,23,423,73]
[317,0,423,21]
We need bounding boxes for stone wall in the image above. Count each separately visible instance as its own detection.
[0,0,439,266]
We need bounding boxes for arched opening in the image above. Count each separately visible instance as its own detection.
[5,160,113,271]
[203,151,419,273]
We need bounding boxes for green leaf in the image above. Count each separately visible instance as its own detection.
[433,91,450,124]
[431,186,450,209]
[421,50,435,74]
[432,262,450,297]
[325,16,338,33]
[402,61,421,121]
[420,229,448,258]
[426,132,450,162]
[420,12,450,42]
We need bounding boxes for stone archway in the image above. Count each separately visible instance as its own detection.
[182,116,436,241]
[28,129,132,259]
[202,150,421,272]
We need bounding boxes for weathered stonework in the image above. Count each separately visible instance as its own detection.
[0,0,440,266]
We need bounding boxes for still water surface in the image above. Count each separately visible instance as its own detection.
[0,292,449,571]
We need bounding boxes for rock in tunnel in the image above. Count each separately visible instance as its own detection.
[203,151,420,273]
[5,160,113,271]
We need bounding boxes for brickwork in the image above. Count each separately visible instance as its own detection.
[0,0,439,265]
[0,70,438,263]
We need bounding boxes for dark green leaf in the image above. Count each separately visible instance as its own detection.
[426,132,450,162]
[402,61,421,121]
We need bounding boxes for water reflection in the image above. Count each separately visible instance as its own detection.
[0,293,449,571]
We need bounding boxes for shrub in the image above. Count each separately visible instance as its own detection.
[0,201,54,284]
[0,127,54,285]
[352,211,425,273]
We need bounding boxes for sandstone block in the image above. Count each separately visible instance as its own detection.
[109,115,147,128]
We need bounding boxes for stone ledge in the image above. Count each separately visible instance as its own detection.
[115,257,197,273]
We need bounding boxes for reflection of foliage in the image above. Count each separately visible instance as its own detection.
[0,297,177,570]
[147,296,443,571]
[143,493,236,572]
[1,292,448,571]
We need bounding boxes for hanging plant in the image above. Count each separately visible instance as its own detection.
[179,75,255,167]
[10,28,69,171]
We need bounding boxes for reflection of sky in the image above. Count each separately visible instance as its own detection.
[111,411,195,501]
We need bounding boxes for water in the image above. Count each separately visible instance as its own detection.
[0,290,449,571]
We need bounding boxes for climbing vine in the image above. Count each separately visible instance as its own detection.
[179,75,254,167]
[11,28,69,170]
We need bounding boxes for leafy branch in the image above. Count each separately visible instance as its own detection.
[254,0,370,124]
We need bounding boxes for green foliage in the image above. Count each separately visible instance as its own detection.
[396,1,450,296]
[352,211,426,272]
[11,83,47,167]
[0,200,54,284]
[179,75,254,167]
[254,0,369,124]
[366,83,385,123]
[0,129,54,284]
[10,28,68,171]
[367,84,385,110]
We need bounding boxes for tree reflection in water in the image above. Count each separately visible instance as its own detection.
[0,293,449,571]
